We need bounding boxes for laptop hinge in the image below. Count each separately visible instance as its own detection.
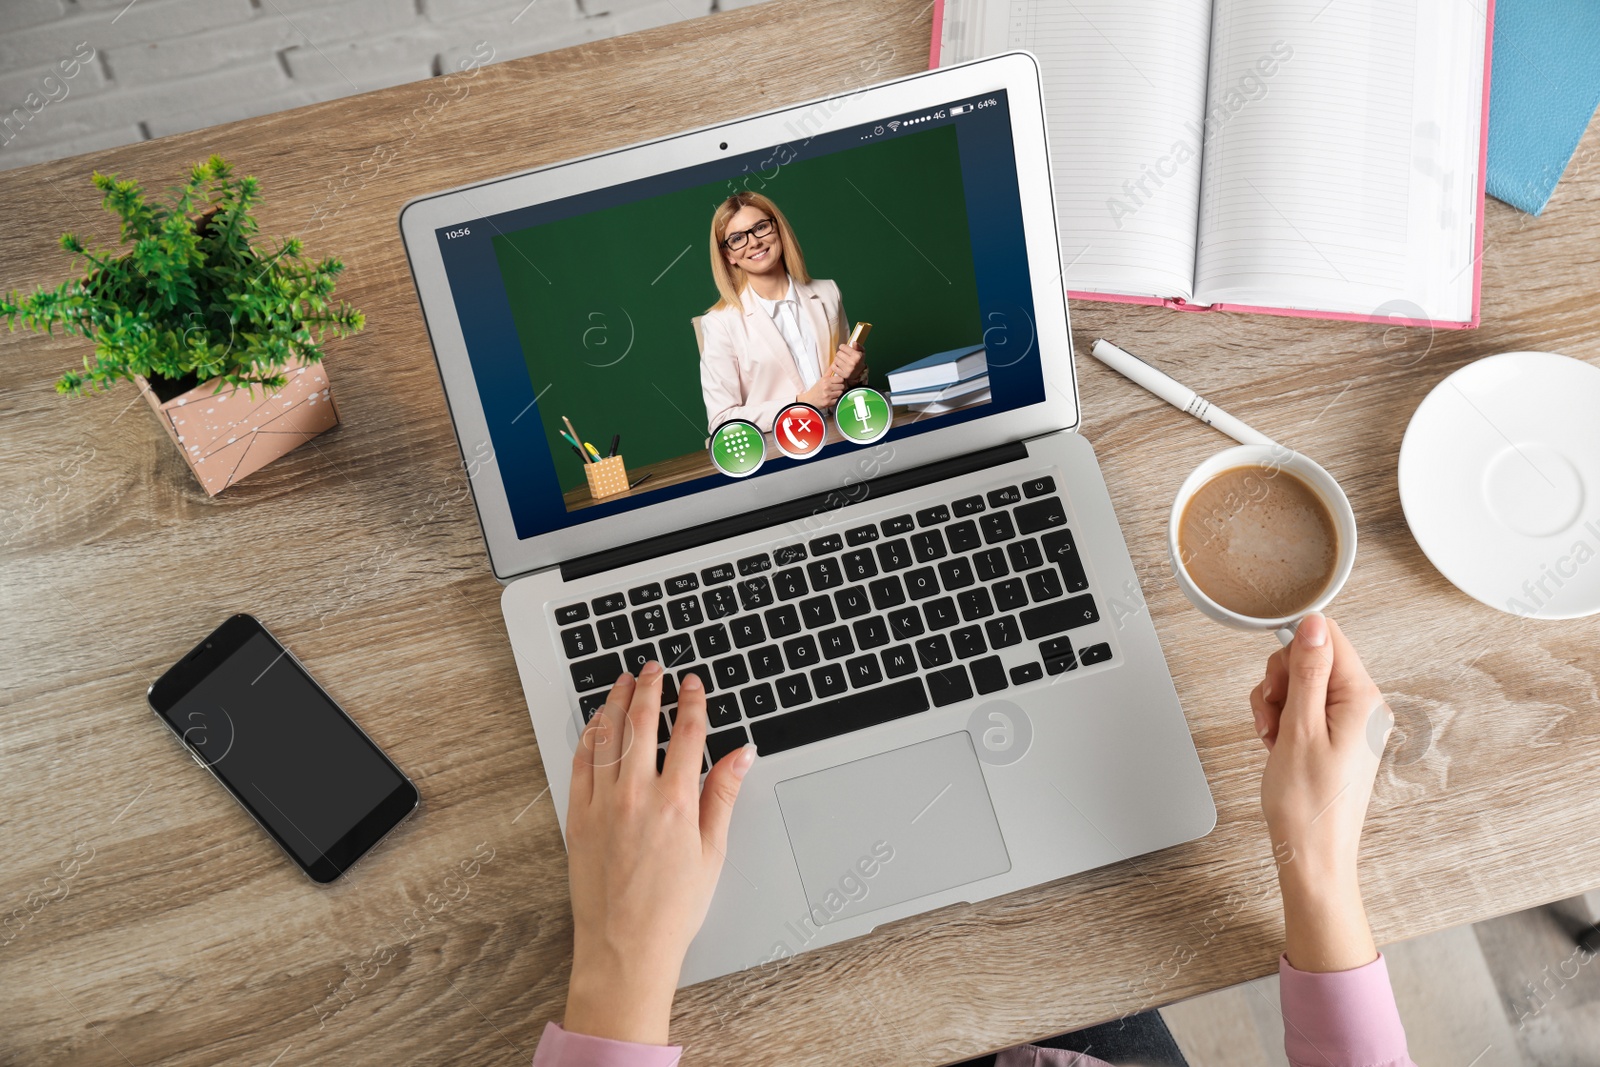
[558,441,1030,582]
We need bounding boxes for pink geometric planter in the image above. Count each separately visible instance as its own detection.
[136,356,338,496]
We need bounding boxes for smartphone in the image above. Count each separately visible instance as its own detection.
[147,614,418,883]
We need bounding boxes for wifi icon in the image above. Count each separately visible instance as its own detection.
[887,120,901,132]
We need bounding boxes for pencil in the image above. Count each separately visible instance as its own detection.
[562,416,591,463]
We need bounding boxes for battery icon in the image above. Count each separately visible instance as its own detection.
[950,103,974,116]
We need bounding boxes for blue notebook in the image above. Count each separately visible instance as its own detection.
[886,344,987,392]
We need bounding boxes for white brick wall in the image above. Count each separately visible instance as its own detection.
[0,0,763,172]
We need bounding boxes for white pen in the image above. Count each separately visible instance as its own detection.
[1089,338,1277,448]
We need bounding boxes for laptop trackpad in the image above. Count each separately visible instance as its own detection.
[773,732,1011,925]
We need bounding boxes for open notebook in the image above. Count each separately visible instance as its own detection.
[933,0,1494,328]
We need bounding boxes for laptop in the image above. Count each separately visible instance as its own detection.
[399,53,1215,986]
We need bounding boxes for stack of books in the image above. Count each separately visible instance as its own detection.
[886,344,989,414]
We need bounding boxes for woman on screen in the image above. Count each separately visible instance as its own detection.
[698,191,867,433]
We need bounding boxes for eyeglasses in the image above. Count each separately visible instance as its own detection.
[722,217,776,251]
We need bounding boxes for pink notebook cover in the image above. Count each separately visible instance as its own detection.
[928,0,1495,330]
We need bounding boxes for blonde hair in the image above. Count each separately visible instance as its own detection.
[707,191,810,311]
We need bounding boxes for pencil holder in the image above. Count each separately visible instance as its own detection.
[584,455,629,499]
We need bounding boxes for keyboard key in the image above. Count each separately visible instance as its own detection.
[1026,569,1064,602]
[668,596,703,629]
[706,693,743,728]
[807,557,844,591]
[622,643,657,675]
[853,616,891,649]
[662,672,682,707]
[811,663,848,698]
[957,587,994,622]
[738,576,774,611]
[774,568,809,600]
[946,520,981,553]
[889,607,925,640]
[1046,651,1077,676]
[834,585,871,619]
[876,538,913,571]
[742,683,778,717]
[749,644,785,678]
[703,587,738,619]
[1023,476,1056,498]
[1042,529,1089,593]
[845,654,883,688]
[633,605,669,638]
[1015,497,1067,534]
[765,604,802,638]
[678,664,713,694]
[809,534,843,555]
[799,596,836,628]
[706,725,750,765]
[1008,538,1044,572]
[951,625,987,659]
[927,665,973,707]
[994,578,1028,611]
[911,530,947,563]
[922,596,959,630]
[846,524,880,546]
[784,634,821,670]
[905,567,940,600]
[695,623,731,658]
[818,626,854,659]
[881,644,917,677]
[971,656,1007,694]
[776,673,814,708]
[916,634,953,669]
[598,616,633,648]
[592,592,626,615]
[579,691,608,721]
[661,633,695,668]
[738,553,772,575]
[988,485,1021,507]
[629,583,663,605]
[560,625,597,658]
[974,548,1009,581]
[659,712,671,743]
[702,563,736,585]
[570,653,623,692]
[1021,594,1100,639]
[980,512,1016,544]
[1079,642,1114,666]
[555,603,589,625]
[657,747,667,774]
[917,504,950,526]
[731,615,766,648]
[841,549,878,582]
[869,575,906,610]
[953,495,986,516]
[881,514,914,536]
[1010,662,1043,685]
[938,557,975,590]
[985,615,1022,649]
[748,677,929,755]
[713,654,750,689]
[665,573,699,595]
[773,544,807,566]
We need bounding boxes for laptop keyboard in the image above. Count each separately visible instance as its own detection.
[554,475,1116,773]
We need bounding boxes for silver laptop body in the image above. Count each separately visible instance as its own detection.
[399,53,1215,986]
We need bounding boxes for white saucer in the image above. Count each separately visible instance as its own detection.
[1399,352,1600,619]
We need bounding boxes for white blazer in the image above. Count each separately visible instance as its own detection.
[698,276,848,433]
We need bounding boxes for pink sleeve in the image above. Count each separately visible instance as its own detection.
[1279,953,1416,1067]
[531,1022,682,1067]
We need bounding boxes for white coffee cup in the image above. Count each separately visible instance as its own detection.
[1167,444,1358,645]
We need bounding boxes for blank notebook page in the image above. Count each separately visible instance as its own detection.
[1193,0,1485,320]
[944,0,1213,300]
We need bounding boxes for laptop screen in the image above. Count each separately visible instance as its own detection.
[433,89,1045,542]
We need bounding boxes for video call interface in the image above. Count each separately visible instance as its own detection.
[435,89,1046,542]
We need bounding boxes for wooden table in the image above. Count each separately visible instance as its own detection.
[3,2,1599,1063]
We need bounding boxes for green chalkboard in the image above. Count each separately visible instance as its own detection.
[493,123,982,495]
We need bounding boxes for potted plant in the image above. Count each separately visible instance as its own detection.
[1,155,364,495]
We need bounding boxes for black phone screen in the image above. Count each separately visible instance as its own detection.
[151,616,415,882]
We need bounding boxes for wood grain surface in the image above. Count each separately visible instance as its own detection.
[3,1,1599,1063]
